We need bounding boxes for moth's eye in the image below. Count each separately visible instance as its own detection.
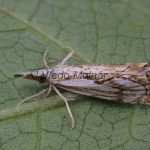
[37,76,46,83]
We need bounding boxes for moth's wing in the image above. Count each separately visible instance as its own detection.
[57,79,119,100]
[56,78,148,103]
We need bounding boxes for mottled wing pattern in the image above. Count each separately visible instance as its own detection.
[56,63,150,104]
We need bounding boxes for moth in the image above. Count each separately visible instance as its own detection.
[15,47,150,129]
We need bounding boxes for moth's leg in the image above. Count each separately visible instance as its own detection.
[44,47,74,67]
[60,47,74,65]
[52,84,75,129]
[17,88,48,106]
[41,80,52,98]
[43,51,49,69]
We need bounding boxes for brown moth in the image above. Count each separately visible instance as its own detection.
[15,48,150,128]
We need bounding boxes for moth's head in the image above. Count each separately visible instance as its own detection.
[14,70,49,83]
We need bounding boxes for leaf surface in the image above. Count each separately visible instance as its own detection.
[0,0,150,150]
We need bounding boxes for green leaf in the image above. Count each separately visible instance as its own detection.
[0,0,150,150]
